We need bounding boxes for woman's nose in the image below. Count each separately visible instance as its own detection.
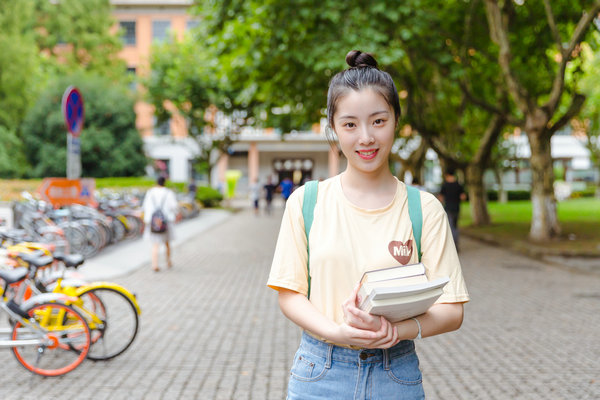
[358,126,375,145]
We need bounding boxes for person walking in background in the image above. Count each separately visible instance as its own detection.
[142,176,179,272]
[250,179,261,215]
[439,168,467,249]
[279,176,294,201]
[267,50,469,399]
[263,176,277,215]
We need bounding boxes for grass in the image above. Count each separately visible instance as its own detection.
[460,198,600,256]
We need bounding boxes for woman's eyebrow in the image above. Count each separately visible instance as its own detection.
[337,110,389,120]
[370,110,390,117]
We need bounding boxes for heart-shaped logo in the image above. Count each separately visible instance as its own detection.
[388,240,413,265]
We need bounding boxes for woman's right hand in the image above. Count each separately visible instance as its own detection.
[278,287,398,349]
[335,316,399,349]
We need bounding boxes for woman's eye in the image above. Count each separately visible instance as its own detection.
[344,122,356,128]
[374,119,385,125]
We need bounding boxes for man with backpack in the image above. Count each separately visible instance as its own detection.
[142,176,179,272]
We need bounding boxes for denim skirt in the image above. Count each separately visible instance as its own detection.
[287,332,425,400]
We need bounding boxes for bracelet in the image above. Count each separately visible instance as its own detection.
[411,317,422,340]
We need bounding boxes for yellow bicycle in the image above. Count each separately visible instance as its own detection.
[0,267,91,376]
[6,245,141,361]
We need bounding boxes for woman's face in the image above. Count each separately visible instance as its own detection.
[332,88,396,176]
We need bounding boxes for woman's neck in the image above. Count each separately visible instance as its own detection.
[340,168,397,209]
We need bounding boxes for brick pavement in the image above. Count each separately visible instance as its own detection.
[0,207,598,399]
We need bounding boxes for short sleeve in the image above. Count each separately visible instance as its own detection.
[419,192,469,303]
[267,187,310,295]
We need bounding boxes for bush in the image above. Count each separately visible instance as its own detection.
[195,186,223,208]
[571,187,597,198]
[96,177,155,189]
[0,126,28,178]
[20,73,147,178]
[486,190,531,201]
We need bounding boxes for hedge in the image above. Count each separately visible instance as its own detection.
[195,186,223,208]
[486,190,531,201]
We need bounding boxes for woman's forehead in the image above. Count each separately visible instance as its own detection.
[334,88,392,118]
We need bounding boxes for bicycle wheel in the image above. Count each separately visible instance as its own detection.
[12,302,91,377]
[78,220,103,258]
[77,287,139,360]
[110,217,126,243]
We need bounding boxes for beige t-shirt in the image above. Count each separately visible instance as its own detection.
[267,175,469,333]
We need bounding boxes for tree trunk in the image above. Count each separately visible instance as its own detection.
[392,138,427,184]
[492,167,507,203]
[466,164,490,225]
[527,132,561,241]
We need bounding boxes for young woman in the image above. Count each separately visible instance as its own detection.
[142,176,178,272]
[267,50,469,399]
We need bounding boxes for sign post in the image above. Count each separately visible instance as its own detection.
[38,178,96,208]
[62,86,84,179]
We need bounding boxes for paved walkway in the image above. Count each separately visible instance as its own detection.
[0,205,598,399]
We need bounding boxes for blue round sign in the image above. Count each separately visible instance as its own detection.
[62,86,85,137]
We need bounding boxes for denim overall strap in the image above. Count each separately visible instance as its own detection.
[302,180,319,299]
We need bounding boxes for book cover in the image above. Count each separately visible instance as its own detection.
[358,274,428,306]
[359,277,450,322]
[359,262,426,285]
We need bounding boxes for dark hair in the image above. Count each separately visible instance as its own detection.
[445,167,456,177]
[326,50,401,140]
[157,176,166,186]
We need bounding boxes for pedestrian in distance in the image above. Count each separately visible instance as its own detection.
[187,179,197,201]
[263,176,277,215]
[279,176,294,201]
[142,176,179,272]
[249,179,261,216]
[267,50,469,399]
[438,168,467,250]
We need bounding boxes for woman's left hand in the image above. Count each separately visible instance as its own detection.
[342,283,383,332]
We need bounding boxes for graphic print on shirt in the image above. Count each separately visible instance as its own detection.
[388,239,413,265]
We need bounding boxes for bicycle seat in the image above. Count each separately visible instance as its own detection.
[18,253,54,269]
[0,267,29,284]
[53,252,85,268]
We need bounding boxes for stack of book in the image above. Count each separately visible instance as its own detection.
[357,263,449,323]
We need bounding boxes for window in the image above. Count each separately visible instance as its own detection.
[153,117,171,136]
[119,21,136,45]
[152,20,171,43]
[126,67,137,91]
[186,20,199,31]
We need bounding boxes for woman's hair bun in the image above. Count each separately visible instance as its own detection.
[345,50,378,69]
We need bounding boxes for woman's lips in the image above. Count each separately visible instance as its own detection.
[356,149,378,160]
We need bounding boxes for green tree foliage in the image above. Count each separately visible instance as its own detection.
[483,0,600,240]
[0,0,41,131]
[191,0,509,225]
[0,126,28,178]
[145,36,230,177]
[579,34,600,187]
[21,74,147,178]
[33,0,125,80]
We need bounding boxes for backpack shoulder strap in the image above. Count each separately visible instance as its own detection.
[406,185,423,262]
[302,180,319,299]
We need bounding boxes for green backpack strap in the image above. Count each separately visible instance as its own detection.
[302,180,319,298]
[406,185,423,261]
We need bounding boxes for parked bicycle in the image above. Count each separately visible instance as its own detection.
[0,267,91,376]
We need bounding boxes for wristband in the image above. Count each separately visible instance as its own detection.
[411,317,422,340]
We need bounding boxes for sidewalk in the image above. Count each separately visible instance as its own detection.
[80,208,231,280]
[0,205,598,399]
